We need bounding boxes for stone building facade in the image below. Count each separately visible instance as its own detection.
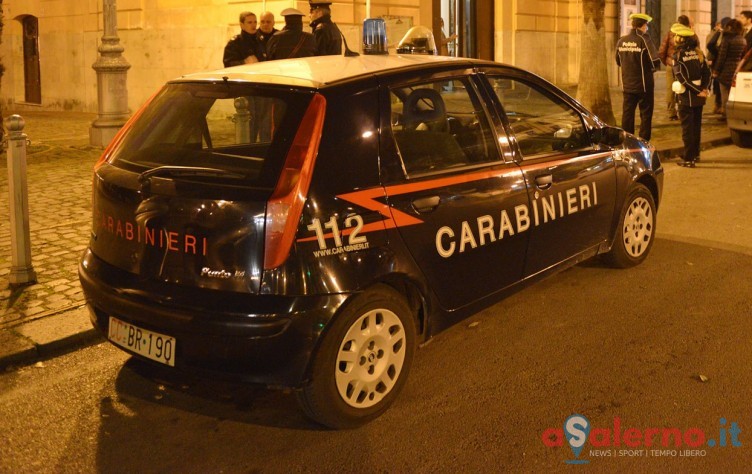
[2,0,751,114]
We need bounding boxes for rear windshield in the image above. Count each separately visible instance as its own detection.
[107,82,313,188]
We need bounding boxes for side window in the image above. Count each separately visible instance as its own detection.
[488,77,590,159]
[390,77,499,176]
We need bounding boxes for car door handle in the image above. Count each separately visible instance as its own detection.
[535,174,553,190]
[412,196,441,213]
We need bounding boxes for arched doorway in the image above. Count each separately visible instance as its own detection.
[21,15,41,104]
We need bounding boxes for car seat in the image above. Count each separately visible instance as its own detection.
[402,88,449,132]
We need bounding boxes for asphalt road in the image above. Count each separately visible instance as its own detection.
[1,145,751,472]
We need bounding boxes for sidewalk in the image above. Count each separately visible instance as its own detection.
[0,76,733,370]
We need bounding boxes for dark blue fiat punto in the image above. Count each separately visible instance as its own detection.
[80,43,663,429]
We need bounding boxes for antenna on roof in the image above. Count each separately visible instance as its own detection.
[341,32,360,57]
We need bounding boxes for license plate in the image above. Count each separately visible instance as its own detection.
[108,316,176,367]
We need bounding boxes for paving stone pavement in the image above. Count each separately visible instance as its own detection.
[1,113,98,328]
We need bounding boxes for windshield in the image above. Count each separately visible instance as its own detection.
[107,82,313,188]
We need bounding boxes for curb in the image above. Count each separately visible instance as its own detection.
[0,306,104,370]
[656,134,732,161]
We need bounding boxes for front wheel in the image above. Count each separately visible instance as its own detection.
[603,183,656,268]
[296,285,416,429]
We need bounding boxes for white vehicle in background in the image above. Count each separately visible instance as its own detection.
[727,64,752,147]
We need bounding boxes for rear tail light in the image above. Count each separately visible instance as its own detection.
[94,90,159,171]
[264,93,327,270]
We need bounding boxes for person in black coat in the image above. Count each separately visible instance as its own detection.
[706,17,731,113]
[309,1,342,56]
[223,12,262,67]
[255,11,279,61]
[267,9,317,60]
[615,13,661,140]
[740,11,752,53]
[712,19,746,118]
[672,24,712,167]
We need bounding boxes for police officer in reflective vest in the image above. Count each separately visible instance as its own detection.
[671,23,711,167]
[616,13,661,140]
[267,8,317,60]
[309,1,342,56]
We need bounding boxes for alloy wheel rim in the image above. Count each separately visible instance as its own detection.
[335,309,406,409]
[622,196,653,258]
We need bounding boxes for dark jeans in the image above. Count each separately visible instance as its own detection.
[713,78,722,109]
[622,91,654,141]
[678,104,703,162]
[250,97,273,142]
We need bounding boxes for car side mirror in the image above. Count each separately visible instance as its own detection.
[592,126,626,147]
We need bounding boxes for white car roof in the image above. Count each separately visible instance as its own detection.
[177,54,471,88]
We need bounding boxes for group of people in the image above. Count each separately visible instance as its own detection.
[222,1,342,67]
[616,11,752,168]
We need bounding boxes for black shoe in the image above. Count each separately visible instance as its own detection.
[677,160,696,168]
[669,115,679,120]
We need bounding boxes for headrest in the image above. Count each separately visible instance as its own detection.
[402,88,446,130]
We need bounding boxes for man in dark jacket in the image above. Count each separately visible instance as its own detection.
[616,13,661,140]
[740,11,752,53]
[707,17,731,114]
[255,11,279,61]
[223,12,262,67]
[267,8,317,60]
[309,1,342,55]
[713,19,746,118]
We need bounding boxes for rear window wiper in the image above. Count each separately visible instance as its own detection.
[138,166,245,184]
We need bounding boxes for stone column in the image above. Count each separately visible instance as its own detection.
[90,0,131,147]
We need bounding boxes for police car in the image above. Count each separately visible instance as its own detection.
[79,34,663,429]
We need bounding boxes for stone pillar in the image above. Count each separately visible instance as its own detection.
[90,0,131,147]
[5,115,37,285]
[234,97,251,144]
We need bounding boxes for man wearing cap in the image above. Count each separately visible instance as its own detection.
[671,23,711,167]
[309,1,342,55]
[223,12,263,67]
[659,15,695,120]
[616,13,661,141]
[267,8,317,60]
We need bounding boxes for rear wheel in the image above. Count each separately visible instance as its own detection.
[730,129,752,148]
[603,184,656,268]
[296,285,416,429]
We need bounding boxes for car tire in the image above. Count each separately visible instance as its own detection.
[296,284,417,429]
[730,129,752,148]
[603,183,656,268]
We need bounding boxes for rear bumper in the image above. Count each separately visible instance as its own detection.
[79,249,348,387]
[726,100,752,132]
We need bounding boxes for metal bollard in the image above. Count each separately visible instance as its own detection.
[234,97,251,144]
[5,114,37,285]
